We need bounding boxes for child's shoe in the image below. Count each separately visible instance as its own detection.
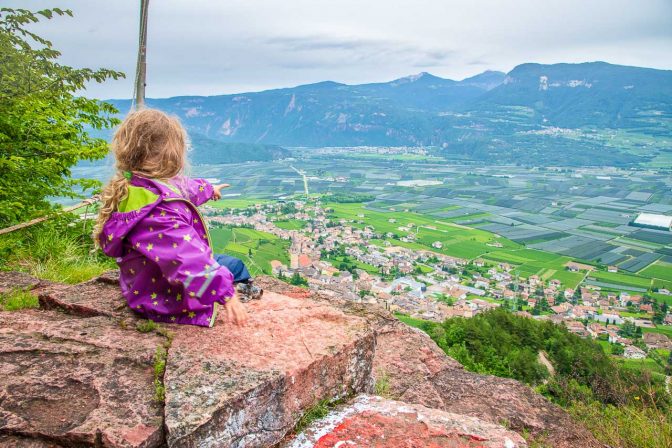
[237,281,263,303]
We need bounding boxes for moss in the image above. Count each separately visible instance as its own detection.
[153,345,168,403]
[136,319,158,333]
[0,289,38,311]
[155,326,175,343]
[136,321,172,404]
[150,325,174,405]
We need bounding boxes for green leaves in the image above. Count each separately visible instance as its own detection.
[0,7,125,226]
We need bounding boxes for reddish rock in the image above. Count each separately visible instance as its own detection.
[0,271,45,295]
[38,274,135,319]
[96,270,122,285]
[372,321,602,448]
[254,276,312,299]
[0,309,165,447]
[0,435,62,447]
[285,395,527,448]
[164,291,375,448]
[0,271,603,448]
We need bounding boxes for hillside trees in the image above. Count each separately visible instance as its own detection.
[0,7,123,226]
[426,309,669,408]
[405,308,671,447]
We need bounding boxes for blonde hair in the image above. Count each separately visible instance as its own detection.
[93,108,189,244]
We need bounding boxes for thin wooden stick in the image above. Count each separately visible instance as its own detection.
[0,196,100,236]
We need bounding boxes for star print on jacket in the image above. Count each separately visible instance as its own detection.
[99,176,234,327]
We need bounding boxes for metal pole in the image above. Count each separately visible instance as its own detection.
[135,0,149,108]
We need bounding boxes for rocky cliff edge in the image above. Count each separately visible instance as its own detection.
[0,272,600,448]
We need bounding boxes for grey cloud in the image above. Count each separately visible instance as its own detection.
[265,36,383,51]
[3,0,670,99]
[264,34,457,69]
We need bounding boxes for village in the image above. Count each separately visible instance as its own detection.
[204,198,672,362]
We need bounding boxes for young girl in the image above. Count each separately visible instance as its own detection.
[94,108,253,327]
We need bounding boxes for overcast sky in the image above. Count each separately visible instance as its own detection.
[7,0,672,99]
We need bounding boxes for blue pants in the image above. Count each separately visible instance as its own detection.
[215,254,251,284]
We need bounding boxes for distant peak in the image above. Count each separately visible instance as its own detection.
[389,72,448,86]
[459,70,506,90]
[407,72,431,81]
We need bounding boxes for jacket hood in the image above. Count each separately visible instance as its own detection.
[99,176,182,258]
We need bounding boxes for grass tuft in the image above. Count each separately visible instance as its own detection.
[0,289,39,311]
[519,427,552,448]
[136,319,159,333]
[0,216,114,284]
[374,369,391,398]
[294,398,333,434]
[569,400,672,448]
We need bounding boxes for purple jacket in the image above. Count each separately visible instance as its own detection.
[100,176,234,327]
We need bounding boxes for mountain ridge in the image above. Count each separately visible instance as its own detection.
[104,61,672,166]
[108,61,668,101]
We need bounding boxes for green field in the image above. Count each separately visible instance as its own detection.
[204,199,659,296]
[325,202,594,289]
[210,226,289,275]
[639,261,672,282]
[650,292,672,306]
[614,357,666,381]
[326,202,520,260]
[326,255,380,275]
[481,249,585,288]
[643,326,672,338]
[208,198,271,209]
[274,220,306,230]
[652,278,672,291]
[589,270,653,289]
[334,152,444,162]
[393,313,431,329]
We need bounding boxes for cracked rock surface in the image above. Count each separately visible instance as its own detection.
[0,272,599,448]
[0,273,376,448]
[0,309,165,447]
[164,290,375,447]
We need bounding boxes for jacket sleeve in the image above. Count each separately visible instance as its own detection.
[128,204,235,305]
[183,178,214,206]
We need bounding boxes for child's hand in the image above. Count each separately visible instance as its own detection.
[212,184,231,201]
[225,293,248,326]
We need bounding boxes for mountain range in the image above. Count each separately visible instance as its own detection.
[106,62,672,166]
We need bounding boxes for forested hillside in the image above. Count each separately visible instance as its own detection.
[400,310,671,448]
[103,62,672,166]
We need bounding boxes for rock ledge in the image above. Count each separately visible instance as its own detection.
[0,272,600,448]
